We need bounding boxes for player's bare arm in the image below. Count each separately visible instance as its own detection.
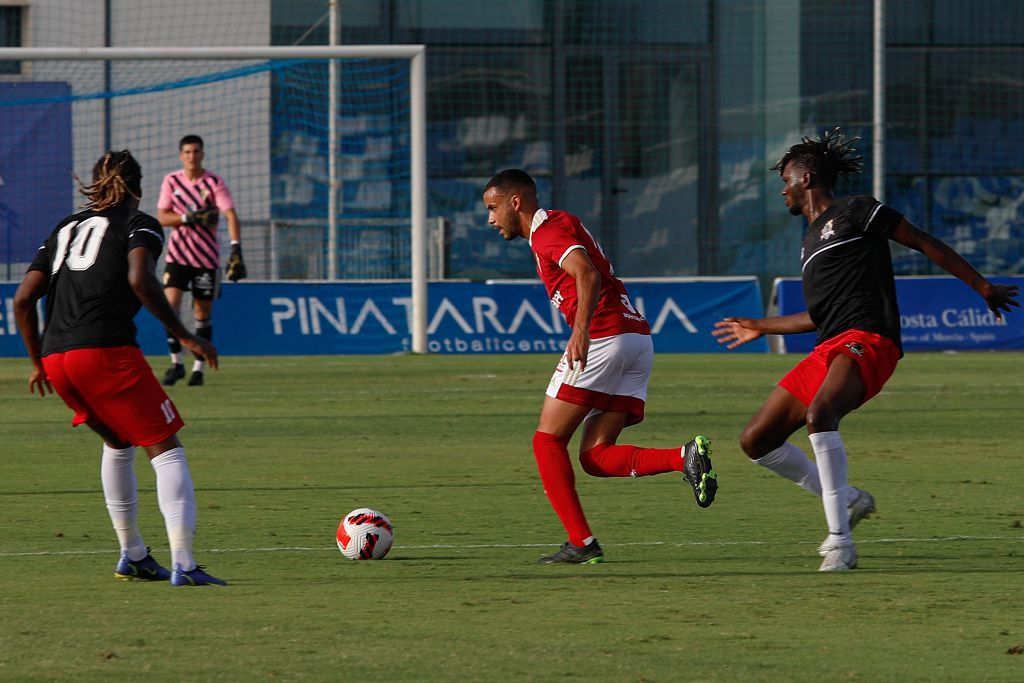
[713,312,815,349]
[223,208,247,282]
[127,247,219,370]
[12,269,53,396]
[224,208,241,243]
[892,219,1020,319]
[157,207,219,230]
[560,249,600,370]
[157,208,182,227]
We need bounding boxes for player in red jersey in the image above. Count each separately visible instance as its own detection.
[13,150,227,586]
[713,129,1019,571]
[157,134,246,387]
[483,169,718,564]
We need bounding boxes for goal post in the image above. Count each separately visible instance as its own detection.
[0,45,429,354]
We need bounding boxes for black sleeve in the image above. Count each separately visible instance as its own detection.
[27,222,64,275]
[850,195,902,240]
[27,241,52,274]
[127,212,165,259]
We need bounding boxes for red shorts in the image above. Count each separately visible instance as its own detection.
[42,346,184,447]
[778,329,901,407]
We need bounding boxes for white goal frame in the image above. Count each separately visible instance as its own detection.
[0,45,429,354]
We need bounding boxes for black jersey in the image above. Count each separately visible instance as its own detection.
[800,195,904,351]
[28,205,165,355]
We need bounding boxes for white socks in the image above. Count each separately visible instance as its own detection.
[192,358,205,373]
[101,444,147,561]
[150,447,198,571]
[754,442,822,496]
[809,431,852,545]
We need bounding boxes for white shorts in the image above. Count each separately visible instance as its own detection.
[545,333,653,426]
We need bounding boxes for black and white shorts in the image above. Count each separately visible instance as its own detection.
[163,262,222,300]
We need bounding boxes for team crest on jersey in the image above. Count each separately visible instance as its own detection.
[845,341,865,356]
[820,219,836,241]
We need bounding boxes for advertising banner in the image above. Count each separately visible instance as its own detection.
[774,276,1024,353]
[0,83,73,267]
[1,277,765,357]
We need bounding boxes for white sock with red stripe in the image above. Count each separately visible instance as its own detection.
[101,444,147,561]
[809,431,852,545]
[150,447,198,571]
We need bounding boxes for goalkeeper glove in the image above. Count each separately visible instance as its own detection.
[226,243,247,282]
[183,206,219,229]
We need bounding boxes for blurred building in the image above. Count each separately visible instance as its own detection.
[285,0,1024,281]
[2,1,1022,281]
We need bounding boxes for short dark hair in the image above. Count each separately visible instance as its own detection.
[772,127,862,189]
[484,168,536,196]
[179,134,204,150]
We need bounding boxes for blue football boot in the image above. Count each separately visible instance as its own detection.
[115,548,172,582]
[170,564,228,586]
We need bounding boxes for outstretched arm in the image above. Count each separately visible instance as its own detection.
[12,269,53,396]
[892,219,1020,319]
[127,246,219,370]
[712,311,815,350]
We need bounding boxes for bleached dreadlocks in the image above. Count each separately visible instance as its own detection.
[772,127,863,190]
[78,150,142,211]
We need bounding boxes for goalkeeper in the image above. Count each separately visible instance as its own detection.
[156,134,246,387]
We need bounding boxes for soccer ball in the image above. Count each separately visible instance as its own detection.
[336,508,394,560]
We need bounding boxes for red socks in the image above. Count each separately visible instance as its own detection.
[532,431,592,546]
[579,443,683,478]
[531,433,686,545]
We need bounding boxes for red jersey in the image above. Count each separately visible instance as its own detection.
[529,209,650,339]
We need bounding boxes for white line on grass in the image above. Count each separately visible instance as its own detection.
[1,535,1022,558]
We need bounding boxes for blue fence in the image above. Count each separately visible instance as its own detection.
[0,278,765,357]
[773,276,1024,353]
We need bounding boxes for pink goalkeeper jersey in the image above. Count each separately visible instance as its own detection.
[157,169,235,269]
[529,209,650,339]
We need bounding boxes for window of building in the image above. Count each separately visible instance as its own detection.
[0,5,25,75]
[564,0,709,45]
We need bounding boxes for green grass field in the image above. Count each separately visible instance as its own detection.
[1,352,1022,682]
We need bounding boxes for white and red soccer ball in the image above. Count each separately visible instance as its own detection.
[336,508,393,560]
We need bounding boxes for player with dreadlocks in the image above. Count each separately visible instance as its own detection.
[13,150,227,586]
[712,128,1019,571]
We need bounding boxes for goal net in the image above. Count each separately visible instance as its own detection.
[0,47,427,277]
[0,45,428,350]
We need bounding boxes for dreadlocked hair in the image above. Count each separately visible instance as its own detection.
[771,127,863,189]
[78,150,142,210]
